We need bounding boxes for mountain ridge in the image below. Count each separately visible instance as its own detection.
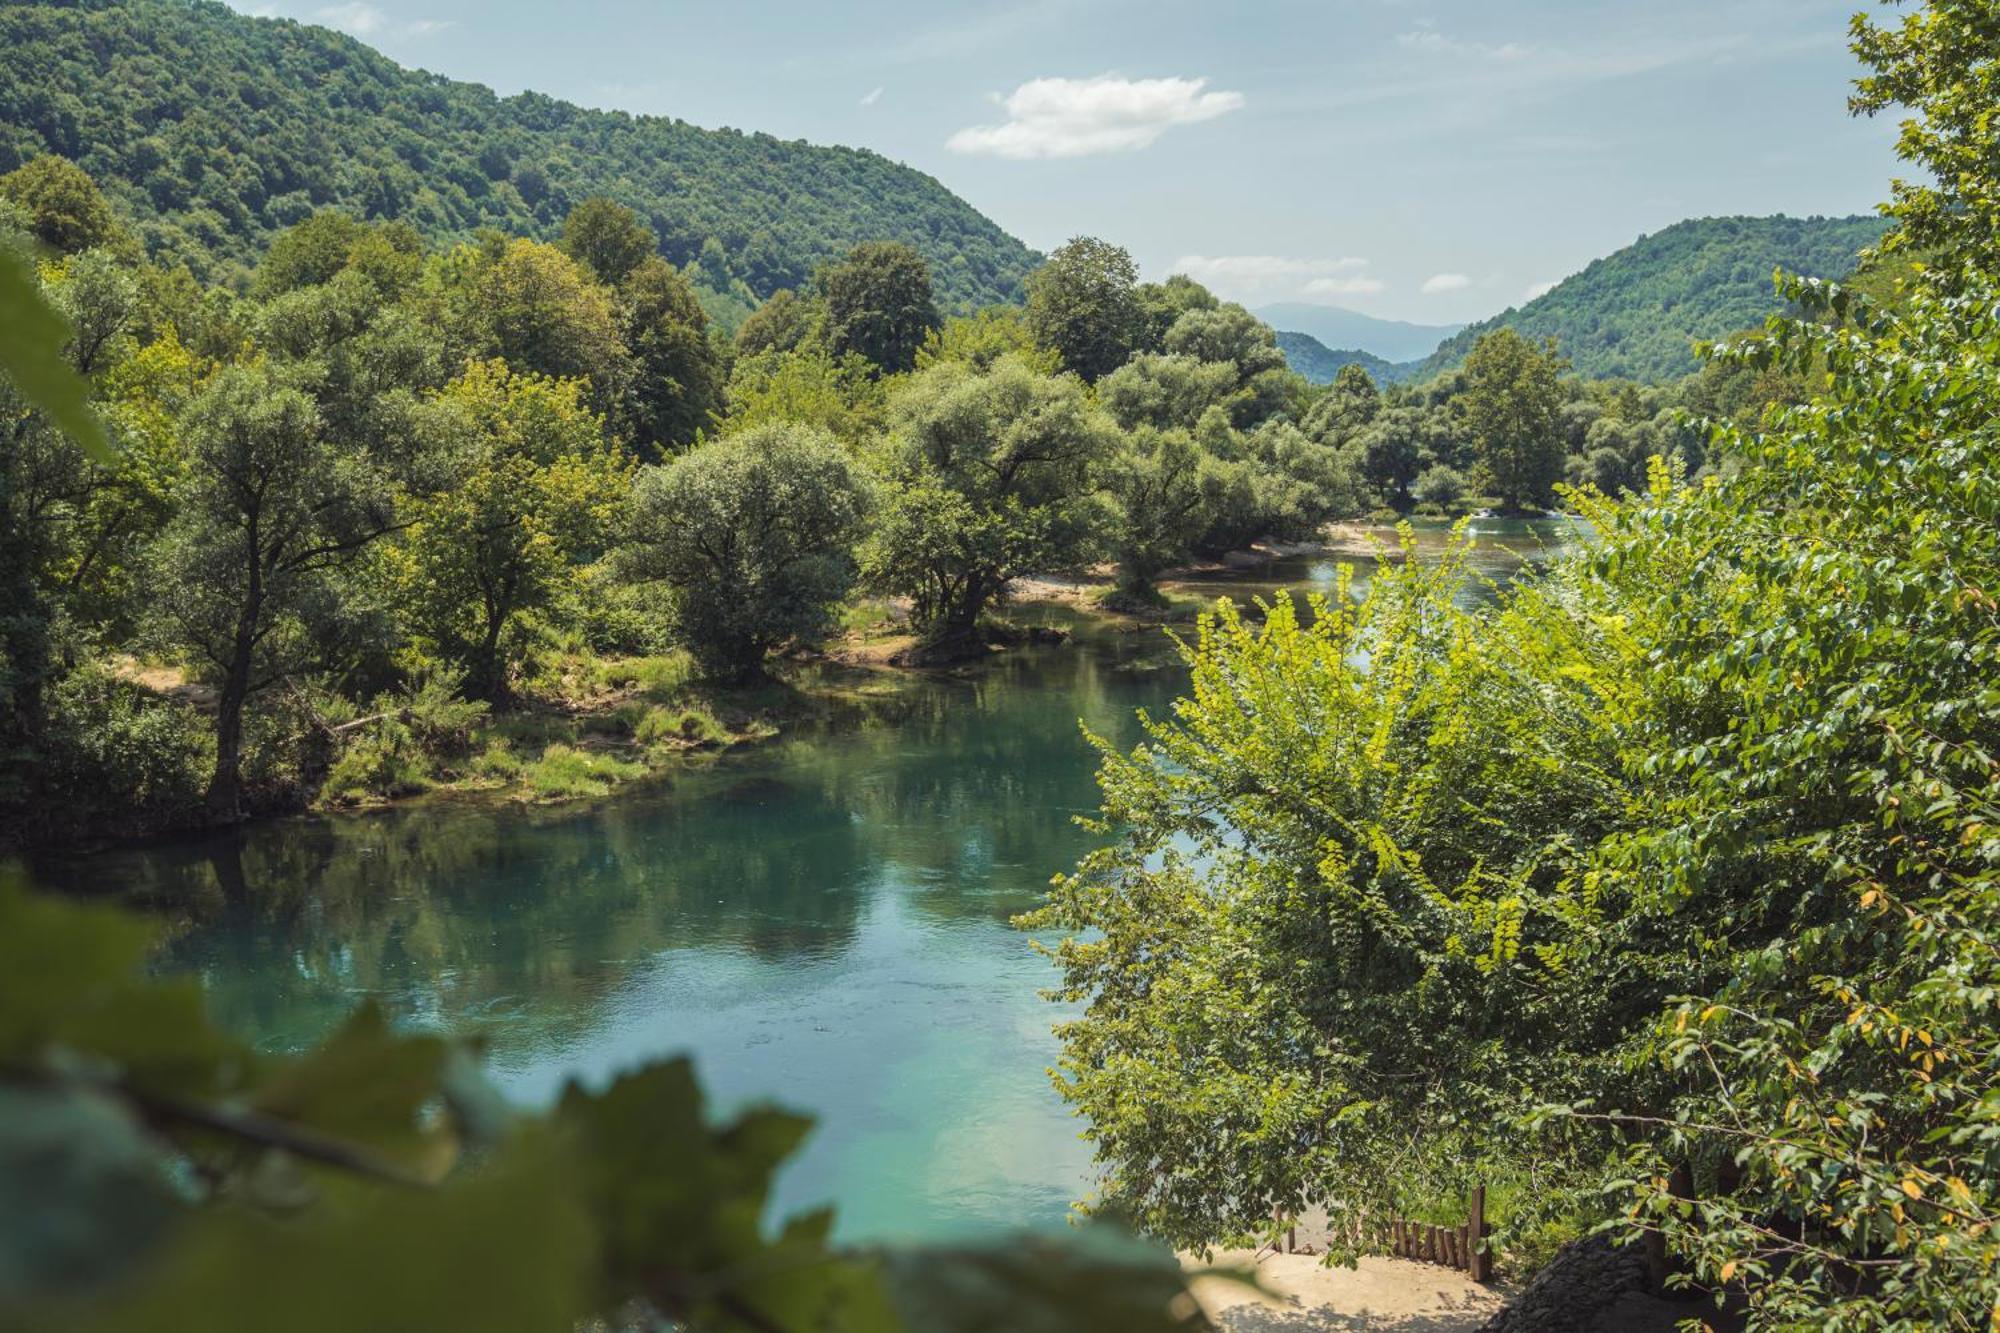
[0,0,1039,308]
[1251,303,1463,363]
[1415,214,1890,380]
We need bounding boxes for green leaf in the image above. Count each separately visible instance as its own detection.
[0,245,114,465]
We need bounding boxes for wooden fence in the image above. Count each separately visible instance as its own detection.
[1387,1185,1491,1282]
[1271,1186,1492,1283]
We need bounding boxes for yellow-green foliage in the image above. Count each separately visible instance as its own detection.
[634,704,728,748]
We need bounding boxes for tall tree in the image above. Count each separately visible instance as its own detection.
[863,358,1116,659]
[561,197,657,287]
[0,155,119,254]
[617,256,723,455]
[151,365,400,814]
[817,241,939,375]
[394,361,627,701]
[1025,237,1142,383]
[1462,328,1567,512]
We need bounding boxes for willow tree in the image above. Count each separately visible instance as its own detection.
[862,357,1115,660]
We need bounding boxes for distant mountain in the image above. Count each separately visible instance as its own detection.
[0,0,1039,309]
[1416,215,1891,382]
[1273,331,1419,386]
[1253,304,1464,363]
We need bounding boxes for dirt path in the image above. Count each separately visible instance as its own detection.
[1186,1251,1507,1332]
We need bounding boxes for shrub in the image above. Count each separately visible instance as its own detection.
[32,664,211,832]
[634,704,728,747]
[1412,463,1468,510]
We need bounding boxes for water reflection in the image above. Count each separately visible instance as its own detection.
[25,518,1574,1239]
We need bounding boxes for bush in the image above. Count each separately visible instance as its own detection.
[1412,463,1468,510]
[32,664,211,833]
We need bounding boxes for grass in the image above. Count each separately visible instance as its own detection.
[521,744,649,800]
[591,652,695,701]
[634,703,730,747]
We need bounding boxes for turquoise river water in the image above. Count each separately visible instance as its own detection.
[24,518,1576,1243]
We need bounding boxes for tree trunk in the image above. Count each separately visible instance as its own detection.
[206,659,249,819]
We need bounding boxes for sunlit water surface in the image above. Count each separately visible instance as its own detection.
[27,517,1577,1241]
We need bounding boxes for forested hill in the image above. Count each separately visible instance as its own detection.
[1272,331,1417,385]
[1418,214,1890,381]
[0,0,1039,308]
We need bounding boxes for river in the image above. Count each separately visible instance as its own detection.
[22,517,1576,1243]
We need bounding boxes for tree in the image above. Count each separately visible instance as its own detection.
[561,197,656,286]
[393,361,628,701]
[1462,328,1567,512]
[735,288,816,356]
[150,365,400,814]
[862,358,1116,659]
[1025,237,1143,383]
[617,256,723,455]
[255,211,425,299]
[1852,0,2000,271]
[0,156,118,254]
[1103,426,1209,603]
[1135,275,1219,353]
[817,241,939,376]
[458,239,631,409]
[1301,363,1381,444]
[621,423,870,680]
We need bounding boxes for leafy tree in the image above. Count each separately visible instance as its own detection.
[561,196,657,286]
[255,211,425,299]
[1097,354,1241,434]
[0,155,118,254]
[1135,274,1219,353]
[1025,237,1143,383]
[149,364,399,814]
[1301,363,1381,443]
[618,255,723,455]
[725,346,887,447]
[1103,426,1209,602]
[393,361,628,701]
[622,423,871,680]
[1462,327,1567,511]
[916,307,1058,374]
[736,288,817,356]
[1852,0,2000,271]
[817,241,940,376]
[863,359,1116,659]
[453,238,630,408]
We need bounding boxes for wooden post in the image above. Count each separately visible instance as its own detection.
[1645,1163,1695,1292]
[1468,1186,1492,1282]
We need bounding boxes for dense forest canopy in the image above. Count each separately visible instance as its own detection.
[0,0,1040,309]
[1417,214,1889,380]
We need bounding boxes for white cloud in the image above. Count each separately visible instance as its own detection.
[860,86,884,107]
[1174,255,1367,283]
[1304,274,1389,296]
[1523,279,1558,301]
[1422,272,1472,294]
[311,3,448,39]
[1166,255,1384,302]
[947,74,1244,159]
[1397,28,1533,61]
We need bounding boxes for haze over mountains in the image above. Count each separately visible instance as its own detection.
[1252,304,1464,364]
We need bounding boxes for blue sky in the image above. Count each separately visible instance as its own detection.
[238,0,1900,324]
